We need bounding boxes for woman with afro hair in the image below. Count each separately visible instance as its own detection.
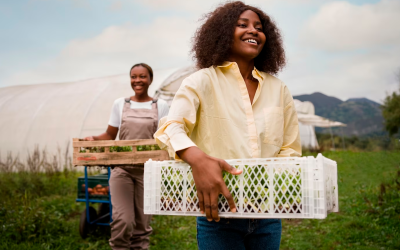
[155,1,301,249]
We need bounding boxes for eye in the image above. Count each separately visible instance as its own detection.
[256,27,263,31]
[237,23,246,28]
[140,75,146,78]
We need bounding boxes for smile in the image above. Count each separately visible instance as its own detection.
[244,39,258,45]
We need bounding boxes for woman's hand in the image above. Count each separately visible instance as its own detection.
[177,147,242,222]
[84,126,119,141]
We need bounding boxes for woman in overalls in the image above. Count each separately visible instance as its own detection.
[85,63,169,250]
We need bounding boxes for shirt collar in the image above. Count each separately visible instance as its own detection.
[218,61,235,68]
[218,61,265,81]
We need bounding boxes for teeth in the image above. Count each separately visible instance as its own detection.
[245,39,257,44]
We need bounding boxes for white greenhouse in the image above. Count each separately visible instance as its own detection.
[0,68,177,160]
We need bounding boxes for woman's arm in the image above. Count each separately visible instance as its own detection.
[155,75,241,222]
[84,125,119,141]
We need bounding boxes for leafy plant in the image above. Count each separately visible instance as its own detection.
[79,144,161,153]
[382,90,400,136]
[109,146,132,152]
[160,165,303,213]
[137,144,161,151]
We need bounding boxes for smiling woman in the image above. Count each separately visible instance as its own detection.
[154,1,300,250]
[129,63,154,100]
[192,1,285,75]
[84,63,169,250]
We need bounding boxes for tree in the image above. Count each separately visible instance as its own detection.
[382,70,400,136]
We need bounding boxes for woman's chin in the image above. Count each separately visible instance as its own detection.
[133,90,146,96]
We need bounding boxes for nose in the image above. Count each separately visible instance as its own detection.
[247,26,258,36]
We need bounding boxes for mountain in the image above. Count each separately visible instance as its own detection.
[293,92,385,137]
[294,92,343,113]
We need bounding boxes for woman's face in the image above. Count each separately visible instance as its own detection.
[130,66,152,96]
[230,10,266,61]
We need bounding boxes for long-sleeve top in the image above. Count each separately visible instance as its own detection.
[154,61,301,160]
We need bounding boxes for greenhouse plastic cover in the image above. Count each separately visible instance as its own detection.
[0,68,177,159]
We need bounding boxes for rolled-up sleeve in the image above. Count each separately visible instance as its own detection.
[278,85,302,157]
[154,76,200,160]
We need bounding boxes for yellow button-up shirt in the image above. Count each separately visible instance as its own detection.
[155,61,301,160]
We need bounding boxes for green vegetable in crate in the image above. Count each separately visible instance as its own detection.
[137,144,160,151]
[160,165,302,213]
[79,147,105,153]
[110,146,132,152]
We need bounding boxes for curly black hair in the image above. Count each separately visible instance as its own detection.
[192,1,285,75]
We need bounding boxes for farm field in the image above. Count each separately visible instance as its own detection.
[0,151,399,250]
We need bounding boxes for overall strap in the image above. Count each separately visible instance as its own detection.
[151,99,158,110]
[122,97,132,125]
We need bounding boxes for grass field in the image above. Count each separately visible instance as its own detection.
[1,151,399,249]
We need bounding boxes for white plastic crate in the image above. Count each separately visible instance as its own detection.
[144,153,338,219]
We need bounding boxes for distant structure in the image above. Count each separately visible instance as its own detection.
[154,65,197,105]
[294,100,346,150]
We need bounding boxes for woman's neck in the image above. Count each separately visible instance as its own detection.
[131,94,152,102]
[228,57,255,80]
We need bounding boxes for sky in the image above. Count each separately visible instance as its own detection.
[0,0,399,103]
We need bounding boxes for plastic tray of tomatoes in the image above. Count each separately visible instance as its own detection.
[77,173,109,200]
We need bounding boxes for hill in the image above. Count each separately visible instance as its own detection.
[293,92,385,137]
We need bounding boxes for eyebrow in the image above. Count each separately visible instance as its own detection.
[238,18,262,25]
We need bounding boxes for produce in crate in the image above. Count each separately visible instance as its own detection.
[144,154,338,219]
[78,145,160,153]
[73,138,169,167]
[159,166,302,213]
[77,173,110,200]
[81,184,109,195]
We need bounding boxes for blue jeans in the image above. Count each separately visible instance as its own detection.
[196,217,282,250]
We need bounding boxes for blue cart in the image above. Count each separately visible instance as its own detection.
[72,138,170,239]
[76,166,112,239]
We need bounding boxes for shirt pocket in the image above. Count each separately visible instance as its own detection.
[263,107,284,147]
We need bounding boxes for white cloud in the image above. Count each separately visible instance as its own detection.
[283,0,400,103]
[283,46,400,103]
[5,0,398,104]
[135,0,277,17]
[5,17,197,85]
[300,0,400,51]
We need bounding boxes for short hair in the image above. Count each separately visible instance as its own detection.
[192,1,286,75]
[130,63,154,80]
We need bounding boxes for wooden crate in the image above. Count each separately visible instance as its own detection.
[73,138,169,166]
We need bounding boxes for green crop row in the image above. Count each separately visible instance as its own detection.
[137,144,161,151]
[79,144,161,153]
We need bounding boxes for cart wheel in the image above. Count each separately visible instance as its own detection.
[98,203,110,223]
[79,206,97,239]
